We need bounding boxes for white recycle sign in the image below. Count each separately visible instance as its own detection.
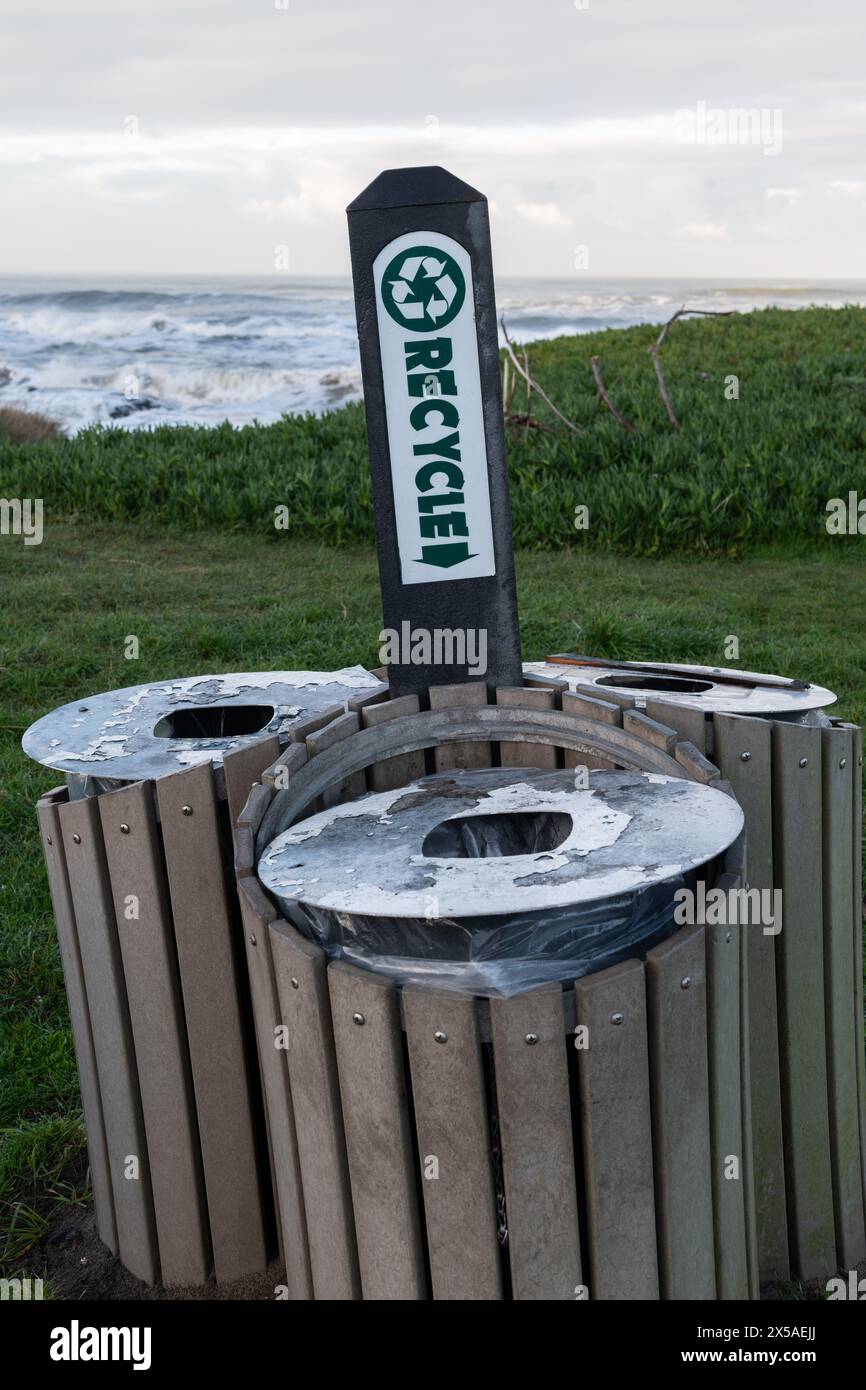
[389,254,460,323]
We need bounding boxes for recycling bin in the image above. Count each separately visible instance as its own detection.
[527,656,866,1285]
[23,666,385,1287]
[237,680,757,1301]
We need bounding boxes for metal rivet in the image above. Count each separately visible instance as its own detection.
[46,836,52,846]
[290,977,299,990]
[120,823,130,835]
[840,757,847,769]
[434,1030,448,1044]
[680,976,691,990]
[78,706,88,713]
[72,833,81,844]
[725,931,732,943]
[525,1032,539,1045]
[610,1012,624,1026]
[182,805,193,816]
[799,757,808,768]
[739,751,751,762]
[353,1012,365,1026]
[248,934,256,946]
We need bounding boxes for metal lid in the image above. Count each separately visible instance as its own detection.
[22,667,385,783]
[525,658,835,716]
[258,767,744,920]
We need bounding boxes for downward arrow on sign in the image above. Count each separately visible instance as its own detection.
[417,542,477,568]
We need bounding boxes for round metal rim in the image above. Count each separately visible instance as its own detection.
[255,703,694,854]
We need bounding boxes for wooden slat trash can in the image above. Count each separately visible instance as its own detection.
[24,667,386,1288]
[240,681,760,1300]
[532,656,866,1286]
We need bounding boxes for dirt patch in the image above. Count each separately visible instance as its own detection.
[33,1205,282,1301]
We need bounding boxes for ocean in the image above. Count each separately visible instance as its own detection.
[1,275,864,435]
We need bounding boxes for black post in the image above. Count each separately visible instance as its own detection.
[347,165,522,700]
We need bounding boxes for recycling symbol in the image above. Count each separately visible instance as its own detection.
[381,245,466,331]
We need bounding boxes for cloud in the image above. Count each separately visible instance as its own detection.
[766,187,806,204]
[513,201,572,228]
[675,221,728,241]
[3,0,866,274]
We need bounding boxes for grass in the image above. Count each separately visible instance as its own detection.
[2,518,866,1270]
[1,306,866,555]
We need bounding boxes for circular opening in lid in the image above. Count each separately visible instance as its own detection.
[595,674,714,694]
[153,704,275,739]
[421,810,573,859]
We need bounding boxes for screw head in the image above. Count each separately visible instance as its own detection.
[181,805,193,816]
[680,976,691,990]
[434,1030,448,1044]
[610,1012,624,1026]
[353,1012,365,1026]
[725,930,732,943]
[525,1032,539,1045]
[740,751,751,762]
[248,934,256,946]
[840,757,848,769]
[290,977,299,990]
[78,706,88,713]
[120,823,130,835]
[46,836,52,846]
[799,757,809,768]
[72,833,81,844]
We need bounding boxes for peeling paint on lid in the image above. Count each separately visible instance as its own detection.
[258,767,743,919]
[22,667,385,782]
[525,659,835,716]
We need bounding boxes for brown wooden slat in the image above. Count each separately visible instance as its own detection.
[37,792,117,1257]
[328,961,426,1299]
[222,735,282,837]
[644,700,709,754]
[739,911,761,1299]
[269,917,359,1300]
[646,925,716,1300]
[496,686,558,769]
[622,709,678,755]
[570,681,635,713]
[853,726,866,1223]
[488,985,582,1300]
[100,781,211,1287]
[574,959,658,1300]
[288,705,344,743]
[156,761,270,1281]
[58,795,158,1285]
[361,694,425,792]
[237,882,313,1299]
[561,688,621,771]
[772,721,836,1279]
[347,686,389,714]
[674,741,720,783]
[403,986,503,1300]
[522,674,567,694]
[822,724,866,1269]
[714,712,788,1280]
[428,682,492,771]
[705,901,750,1299]
[306,711,366,807]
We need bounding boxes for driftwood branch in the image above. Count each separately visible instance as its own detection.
[649,305,735,430]
[500,318,585,436]
[501,349,557,433]
[590,355,635,433]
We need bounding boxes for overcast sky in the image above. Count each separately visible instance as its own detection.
[2,0,865,278]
